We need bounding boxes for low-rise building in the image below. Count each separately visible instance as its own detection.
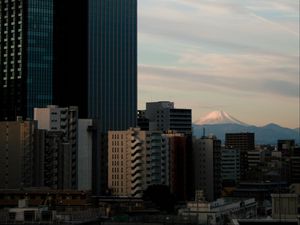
[179,198,257,225]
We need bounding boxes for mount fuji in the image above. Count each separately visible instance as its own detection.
[194,110,248,126]
[193,111,300,144]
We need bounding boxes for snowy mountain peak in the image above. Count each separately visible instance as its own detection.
[194,110,248,126]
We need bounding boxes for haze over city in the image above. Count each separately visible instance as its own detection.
[138,0,299,129]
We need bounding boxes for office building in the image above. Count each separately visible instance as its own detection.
[141,101,192,134]
[87,0,137,132]
[225,133,255,178]
[194,135,222,201]
[108,128,169,197]
[34,105,78,188]
[0,118,36,188]
[221,148,240,187]
[0,0,53,120]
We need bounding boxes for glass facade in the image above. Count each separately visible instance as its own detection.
[27,0,53,118]
[0,0,53,120]
[88,0,137,132]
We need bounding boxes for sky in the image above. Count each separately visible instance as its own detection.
[137,0,299,129]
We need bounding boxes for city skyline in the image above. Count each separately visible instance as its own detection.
[138,0,299,129]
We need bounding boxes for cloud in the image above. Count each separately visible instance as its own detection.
[138,0,299,128]
[139,64,299,98]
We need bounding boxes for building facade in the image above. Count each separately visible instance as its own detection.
[163,132,188,201]
[87,0,137,132]
[221,148,240,187]
[34,105,78,188]
[225,133,255,178]
[194,135,222,201]
[108,128,169,197]
[143,101,192,135]
[77,119,94,191]
[0,118,36,188]
[0,0,53,120]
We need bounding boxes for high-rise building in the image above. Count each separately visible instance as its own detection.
[194,135,222,201]
[34,105,78,188]
[52,0,88,117]
[87,0,137,132]
[0,118,36,188]
[0,0,54,120]
[52,1,138,195]
[108,128,169,197]
[225,133,255,178]
[139,101,194,199]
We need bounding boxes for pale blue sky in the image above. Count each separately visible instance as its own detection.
[138,0,299,128]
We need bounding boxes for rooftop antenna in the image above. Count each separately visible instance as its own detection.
[202,127,206,138]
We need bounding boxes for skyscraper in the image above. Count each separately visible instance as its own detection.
[88,0,137,131]
[0,0,53,120]
[87,0,137,195]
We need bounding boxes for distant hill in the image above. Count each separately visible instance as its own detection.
[193,111,300,144]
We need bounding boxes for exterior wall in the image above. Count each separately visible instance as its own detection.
[145,101,192,134]
[34,105,78,188]
[163,132,187,200]
[0,0,53,120]
[40,131,72,189]
[108,128,169,197]
[0,120,36,189]
[221,148,240,186]
[194,136,221,202]
[272,194,298,219]
[77,119,94,191]
[247,150,262,168]
[225,133,255,178]
[88,0,137,132]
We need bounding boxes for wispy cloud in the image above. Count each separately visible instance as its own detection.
[138,0,299,128]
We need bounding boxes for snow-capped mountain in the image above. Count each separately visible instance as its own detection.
[193,111,300,144]
[194,110,248,126]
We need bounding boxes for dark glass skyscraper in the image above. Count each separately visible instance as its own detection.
[52,0,137,194]
[88,0,137,195]
[0,0,53,120]
[53,0,137,132]
[88,0,137,132]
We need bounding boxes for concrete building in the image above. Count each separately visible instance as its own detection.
[225,133,255,178]
[108,128,169,197]
[194,135,222,201]
[0,118,36,189]
[141,101,192,135]
[179,198,257,225]
[77,119,94,191]
[221,148,240,186]
[163,132,188,200]
[34,105,78,188]
[272,194,298,219]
